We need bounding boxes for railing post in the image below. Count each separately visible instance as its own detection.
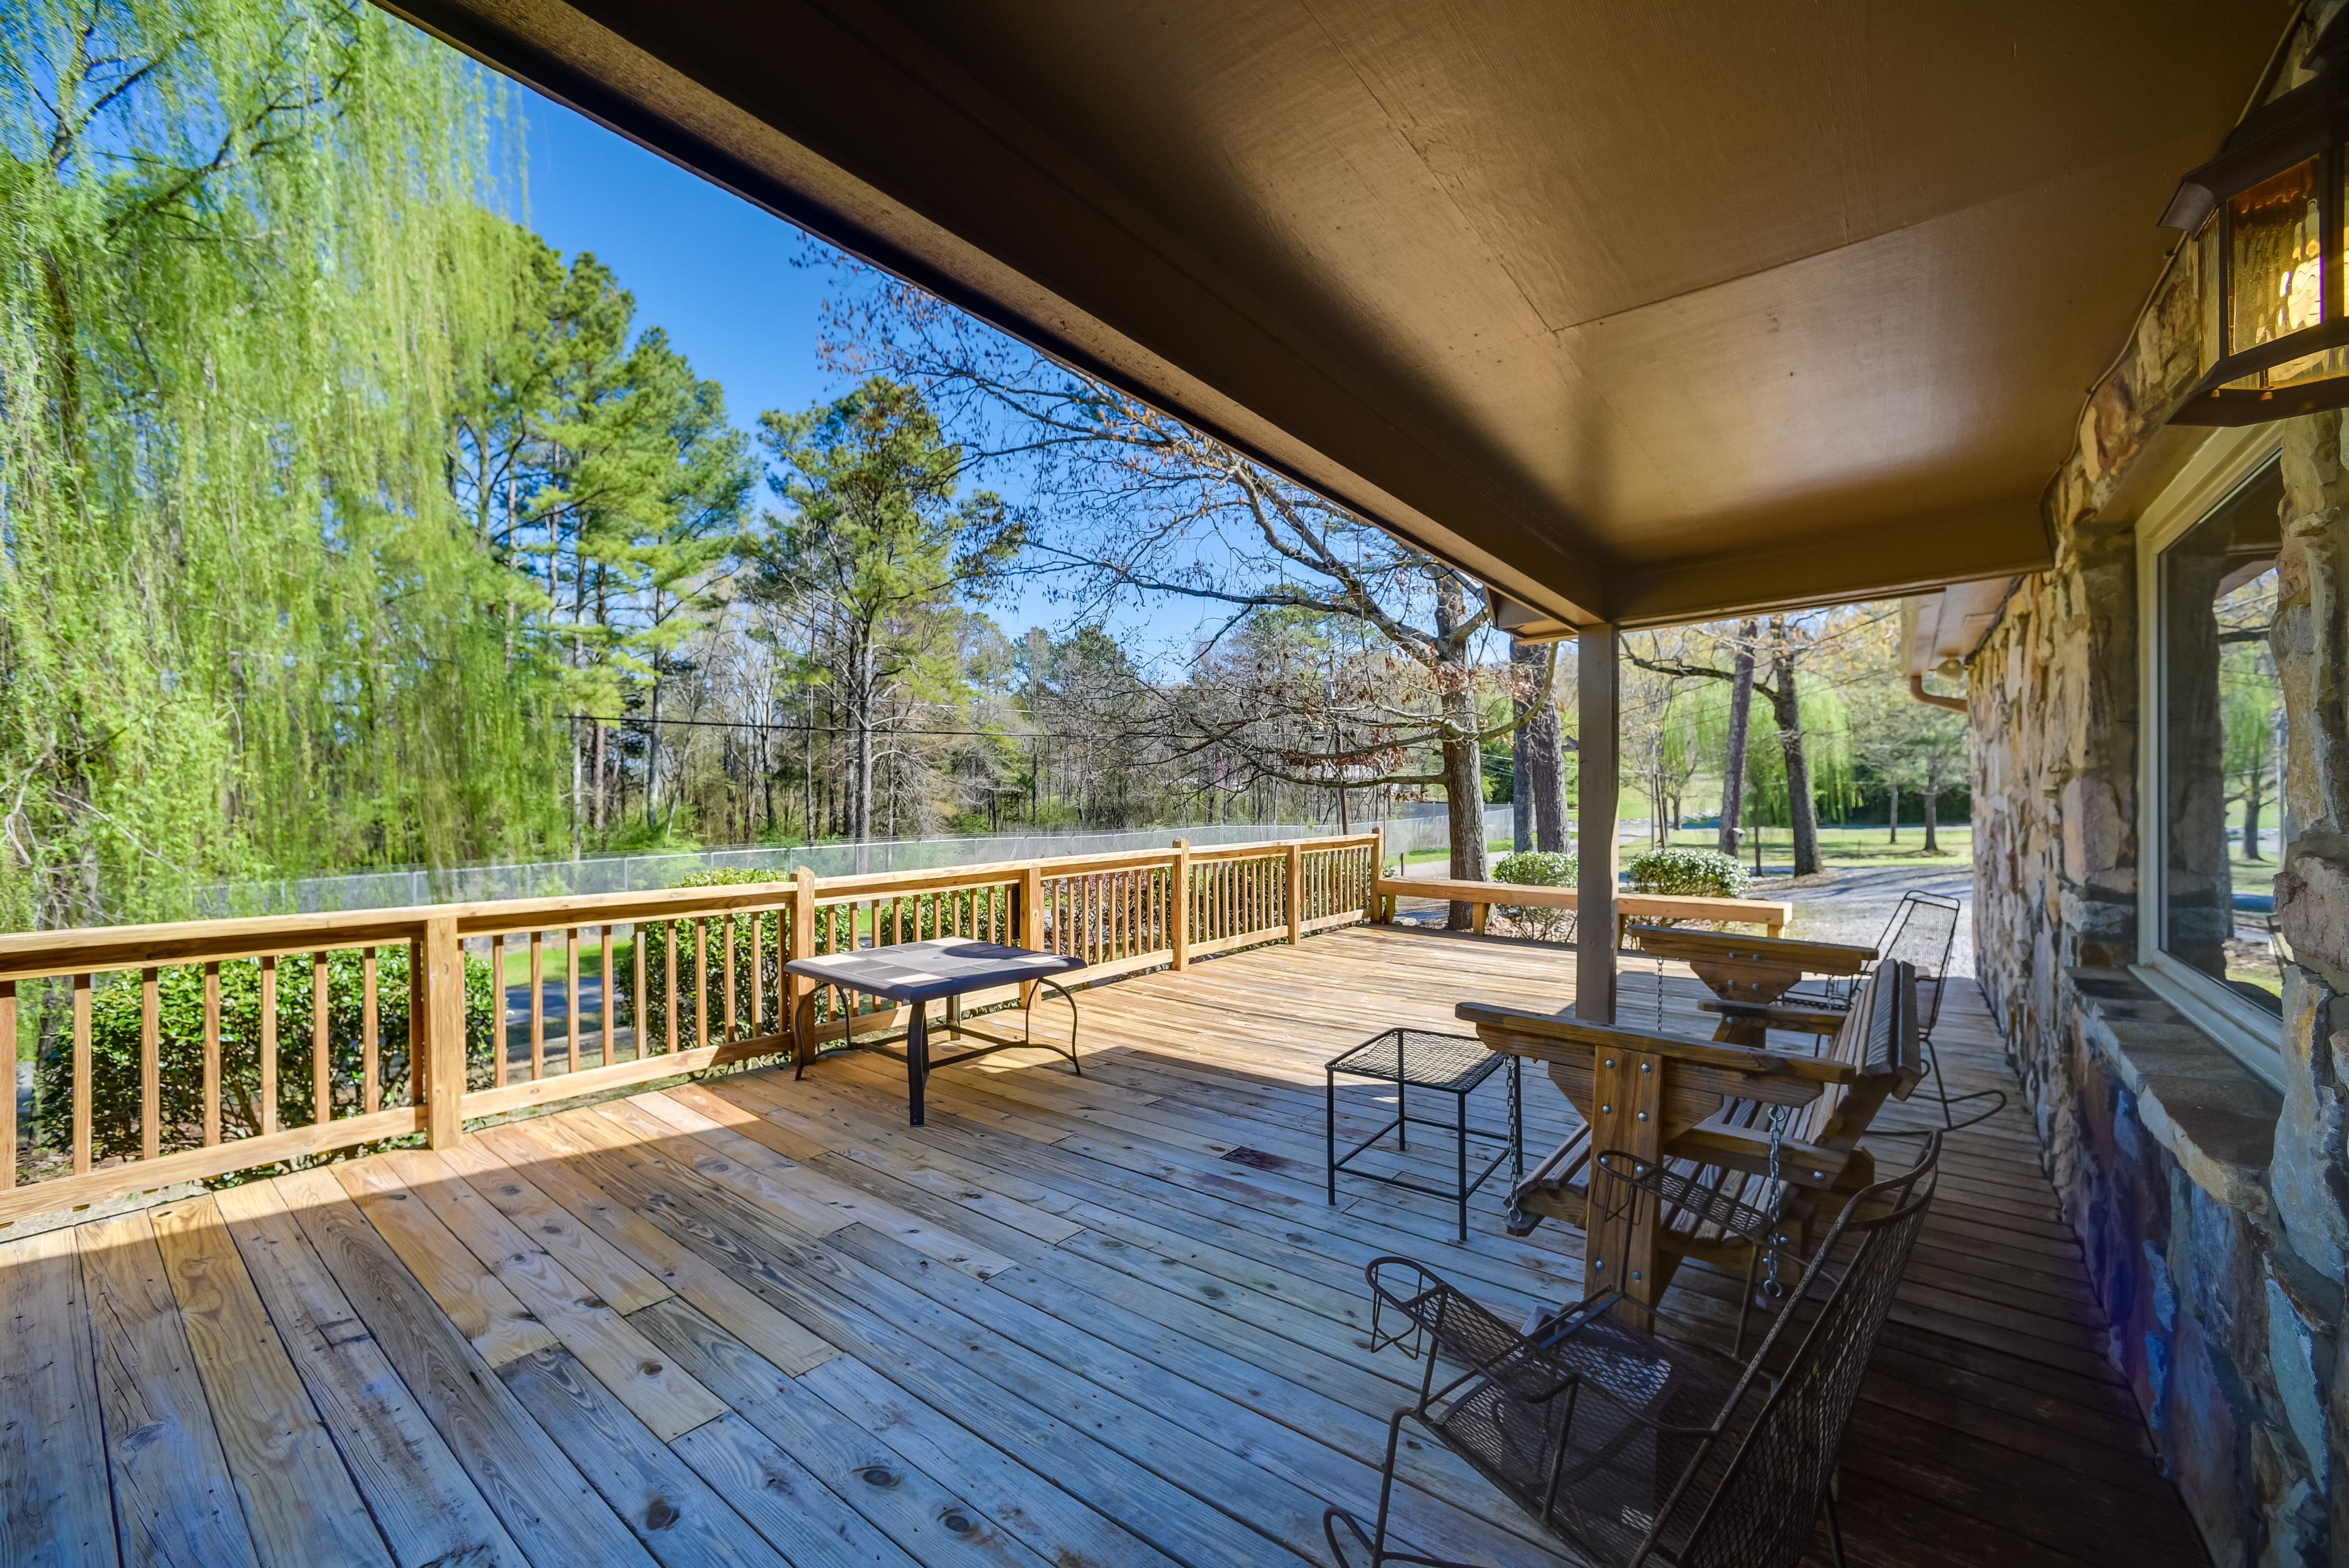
[789,866,815,1058]
[1374,828,1393,923]
[420,915,466,1148]
[1285,841,1304,944]
[1171,840,1192,970]
[1019,862,1045,1006]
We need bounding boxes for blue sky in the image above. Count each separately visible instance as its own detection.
[516,94,1198,656]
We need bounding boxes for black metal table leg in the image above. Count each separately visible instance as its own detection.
[1327,1068,1337,1205]
[907,998,929,1126]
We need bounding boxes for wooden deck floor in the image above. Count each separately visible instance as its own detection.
[1,924,2204,1568]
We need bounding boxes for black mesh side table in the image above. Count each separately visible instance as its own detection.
[1327,1028,1521,1242]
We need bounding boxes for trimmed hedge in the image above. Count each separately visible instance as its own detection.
[34,946,499,1165]
[1624,845,1753,900]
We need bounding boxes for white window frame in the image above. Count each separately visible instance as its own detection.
[2132,423,2288,1093]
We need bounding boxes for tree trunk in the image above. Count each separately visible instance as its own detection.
[1434,575,1488,927]
[1922,781,1939,854]
[644,684,661,833]
[850,636,876,844]
[1511,730,1531,853]
[589,719,605,834]
[1719,620,1757,858]
[2243,776,2265,862]
[1506,642,1568,853]
[1887,774,1899,844]
[1763,621,1821,876]
[1510,639,1539,853]
[569,716,583,861]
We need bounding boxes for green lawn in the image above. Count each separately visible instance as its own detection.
[1397,823,1973,875]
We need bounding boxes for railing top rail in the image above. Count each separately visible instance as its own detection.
[0,831,1387,979]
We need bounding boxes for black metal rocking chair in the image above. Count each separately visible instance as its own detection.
[1787,891,2001,1132]
[1322,1134,1943,1568]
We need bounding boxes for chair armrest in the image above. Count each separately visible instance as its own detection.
[1455,1001,1858,1087]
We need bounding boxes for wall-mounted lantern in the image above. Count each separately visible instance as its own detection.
[2164,24,2349,426]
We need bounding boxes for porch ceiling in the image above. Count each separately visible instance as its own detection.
[384,0,2275,625]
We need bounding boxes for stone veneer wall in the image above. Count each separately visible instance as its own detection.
[1967,66,2349,1554]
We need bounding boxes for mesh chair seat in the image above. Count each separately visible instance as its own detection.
[1435,1315,1735,1566]
[1328,1028,1505,1092]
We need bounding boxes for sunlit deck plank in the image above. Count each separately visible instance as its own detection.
[0,921,2206,1568]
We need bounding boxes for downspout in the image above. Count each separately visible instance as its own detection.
[1910,675,1967,713]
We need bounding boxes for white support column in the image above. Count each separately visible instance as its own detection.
[1575,623,1620,1023]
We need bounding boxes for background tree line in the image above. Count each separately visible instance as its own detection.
[3,0,1970,934]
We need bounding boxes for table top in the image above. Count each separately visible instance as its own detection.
[1625,925,1876,975]
[784,938,1084,1003]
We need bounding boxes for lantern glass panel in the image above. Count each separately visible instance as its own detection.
[2227,157,2322,371]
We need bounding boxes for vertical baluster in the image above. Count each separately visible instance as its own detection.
[565,927,582,1074]
[256,959,275,1139]
[723,915,738,1044]
[409,937,424,1109]
[0,979,13,1190]
[633,924,647,1062]
[598,926,615,1068]
[686,921,705,1053]
[362,946,380,1115]
[530,929,546,1080]
[747,912,765,1048]
[311,951,330,1125]
[665,921,679,1055]
[73,972,94,1172]
[142,967,163,1155]
[204,961,225,1146]
[491,934,508,1087]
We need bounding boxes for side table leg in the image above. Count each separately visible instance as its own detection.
[1455,1087,1469,1244]
[907,1000,929,1126]
[1326,1069,1337,1206]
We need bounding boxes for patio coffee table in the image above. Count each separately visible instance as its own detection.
[787,938,1084,1126]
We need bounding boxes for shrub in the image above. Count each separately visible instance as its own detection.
[34,946,499,1165]
[1490,850,1578,942]
[640,868,787,1049]
[1624,845,1753,900]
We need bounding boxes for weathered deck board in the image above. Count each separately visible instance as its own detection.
[0,923,2205,1568]
[0,1228,120,1568]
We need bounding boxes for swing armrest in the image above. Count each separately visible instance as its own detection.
[1456,1002,1858,1090]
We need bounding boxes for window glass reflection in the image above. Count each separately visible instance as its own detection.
[2160,459,2286,1015]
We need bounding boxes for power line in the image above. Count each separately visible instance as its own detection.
[565,712,1074,741]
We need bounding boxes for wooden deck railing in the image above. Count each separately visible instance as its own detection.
[0,833,1378,1227]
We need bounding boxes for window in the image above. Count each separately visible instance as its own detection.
[2137,434,2289,1088]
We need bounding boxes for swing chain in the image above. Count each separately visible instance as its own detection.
[1762,1103,1790,1299]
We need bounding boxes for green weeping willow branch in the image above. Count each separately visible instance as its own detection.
[0,0,568,926]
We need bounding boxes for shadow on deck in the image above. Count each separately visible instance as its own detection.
[1,923,2200,1567]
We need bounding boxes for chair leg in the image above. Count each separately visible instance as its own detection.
[1327,1071,1338,1205]
[1928,1034,1956,1131]
[1825,1480,1849,1568]
[1733,1244,1762,1362]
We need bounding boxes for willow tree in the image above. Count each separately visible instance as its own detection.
[1,0,563,925]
